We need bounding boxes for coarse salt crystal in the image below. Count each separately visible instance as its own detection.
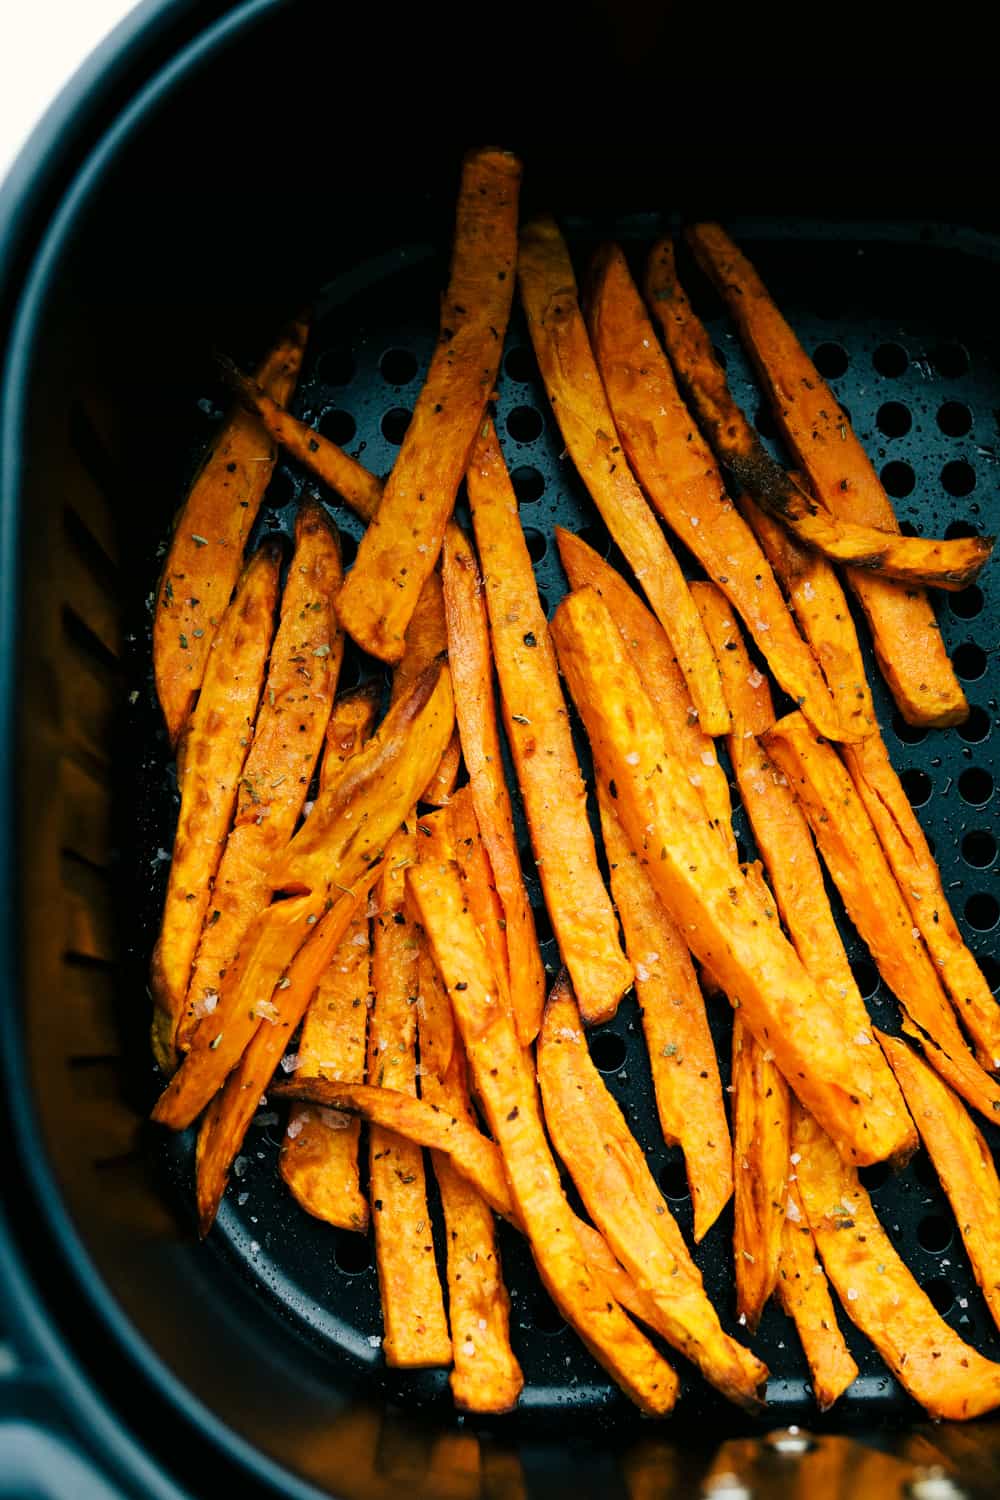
[250,1240,260,1257]
[635,963,650,982]
[302,800,314,819]
[625,751,640,765]
[689,515,700,527]
[790,1152,801,1165]
[319,1108,352,1131]
[701,751,716,767]
[192,991,219,1018]
[352,931,369,946]
[233,1156,248,1178]
[238,1191,249,1206]
[280,1052,302,1073]
[461,1340,476,1357]
[368,1334,382,1348]
[786,1196,801,1223]
[847,1288,859,1301]
[478,1318,487,1330]
[912,928,921,941]
[802,581,815,600]
[254,999,280,1024]
[285,1115,307,1139]
[747,669,764,689]
[689,773,702,787]
[854,1031,872,1046]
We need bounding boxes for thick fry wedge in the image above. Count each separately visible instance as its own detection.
[776,1178,859,1411]
[150,544,281,1072]
[466,422,631,1024]
[792,1101,1000,1419]
[155,315,308,745]
[731,1013,790,1332]
[319,687,379,796]
[596,780,732,1241]
[194,866,382,1234]
[551,586,913,1166]
[407,860,679,1416]
[678,224,972,728]
[763,712,1000,1123]
[367,826,451,1368]
[337,150,520,662]
[517,218,727,734]
[589,244,844,741]
[180,502,342,1053]
[880,1032,1000,1337]
[442,520,545,1043]
[558,528,734,856]
[447,787,513,1023]
[538,981,768,1409]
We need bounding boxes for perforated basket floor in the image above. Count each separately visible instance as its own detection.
[134,218,1000,1436]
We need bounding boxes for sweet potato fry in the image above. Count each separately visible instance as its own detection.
[388,568,461,805]
[792,1100,1000,1419]
[441,520,545,1043]
[557,528,734,857]
[538,981,768,1409]
[150,543,281,1071]
[447,787,512,1023]
[879,1032,1000,1336]
[337,149,520,662]
[466,421,631,1024]
[407,860,679,1416]
[367,826,451,1368]
[588,243,844,741]
[731,1014,790,1332]
[155,314,308,745]
[195,865,382,1234]
[678,224,972,728]
[550,585,913,1166]
[179,502,342,1053]
[421,731,462,806]
[596,780,732,1241]
[517,217,727,734]
[319,687,379,797]
[776,1178,859,1411]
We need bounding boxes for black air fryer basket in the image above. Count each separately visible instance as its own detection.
[2,3,999,1496]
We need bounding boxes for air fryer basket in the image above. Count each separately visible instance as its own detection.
[2,2,1000,1497]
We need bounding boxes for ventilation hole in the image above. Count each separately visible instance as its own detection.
[950,585,984,620]
[590,1031,627,1073]
[965,893,1000,932]
[900,768,932,808]
[381,408,411,445]
[531,1291,567,1335]
[532,902,553,945]
[892,710,928,746]
[911,1149,939,1191]
[379,347,418,386]
[506,406,544,444]
[899,520,919,537]
[658,1159,690,1201]
[851,958,880,999]
[510,465,544,504]
[339,532,359,569]
[755,405,780,440]
[334,1230,372,1274]
[504,345,537,383]
[953,642,987,681]
[962,831,997,869]
[932,343,969,379]
[536,591,550,617]
[876,401,912,438]
[937,401,973,437]
[577,521,612,557]
[318,409,356,447]
[941,461,977,498]
[317,347,355,386]
[859,1160,891,1193]
[917,1214,953,1253]
[957,706,990,744]
[873,343,909,378]
[813,342,849,379]
[981,955,1000,993]
[712,344,728,370]
[265,468,296,507]
[523,527,547,563]
[959,767,993,805]
[925,1277,955,1316]
[946,519,979,540]
[880,461,915,498]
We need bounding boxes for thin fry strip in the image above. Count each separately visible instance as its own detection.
[763,712,1000,1124]
[150,544,281,1071]
[421,730,462,806]
[180,502,343,1053]
[558,528,734,856]
[792,1100,1000,1420]
[731,1013,790,1332]
[588,243,844,741]
[776,1177,859,1411]
[389,569,460,804]
[550,585,913,1166]
[517,217,727,734]
[367,826,451,1368]
[538,981,768,1409]
[679,224,971,728]
[337,149,520,662]
[407,859,679,1416]
[155,314,308,745]
[195,865,382,1234]
[467,422,631,1024]
[447,786,513,1023]
[596,779,732,1241]
[879,1032,1000,1337]
[442,520,545,1043]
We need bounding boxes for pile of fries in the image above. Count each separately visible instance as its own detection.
[148,147,1000,1420]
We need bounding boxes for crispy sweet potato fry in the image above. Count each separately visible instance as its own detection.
[389,569,461,805]
[367,826,451,1368]
[731,1013,790,1331]
[441,520,545,1042]
[557,528,734,857]
[517,217,727,734]
[421,731,462,806]
[550,586,913,1166]
[180,502,342,1052]
[150,544,281,1071]
[466,422,631,1024]
[880,1032,1000,1336]
[792,1100,1000,1419]
[407,860,679,1416]
[678,225,972,728]
[776,1177,859,1411]
[538,982,768,1409]
[155,315,308,745]
[195,866,382,1234]
[589,243,844,741]
[596,780,732,1241]
[337,149,520,662]
[319,687,379,797]
[447,787,513,1023]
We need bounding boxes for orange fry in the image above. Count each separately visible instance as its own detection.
[776,1177,859,1411]
[731,1013,790,1332]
